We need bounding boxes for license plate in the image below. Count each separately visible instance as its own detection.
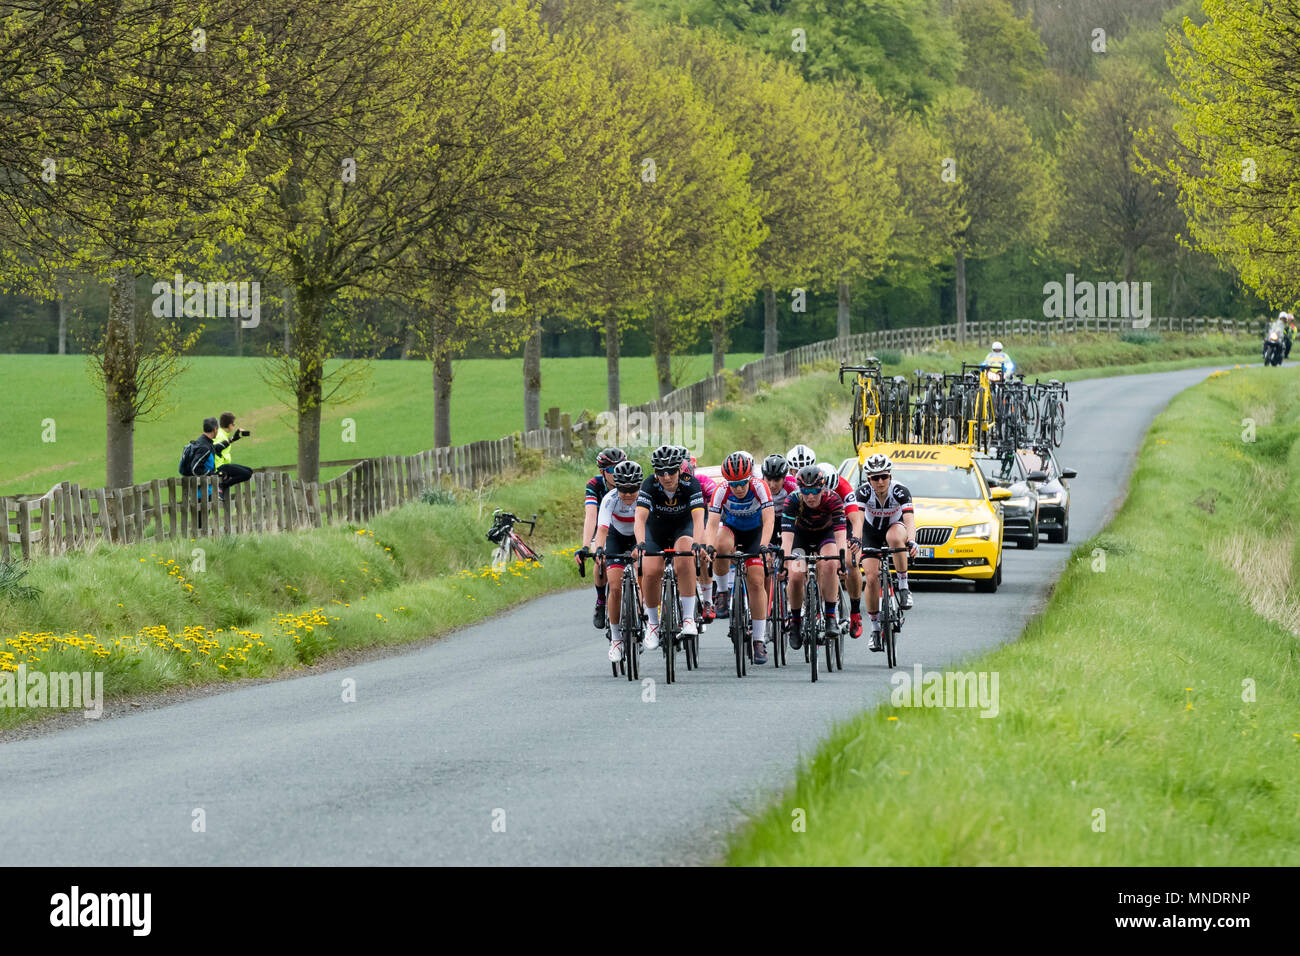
[918,547,934,559]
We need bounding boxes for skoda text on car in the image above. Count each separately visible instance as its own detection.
[839,443,1010,593]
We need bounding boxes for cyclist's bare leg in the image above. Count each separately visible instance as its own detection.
[886,523,909,575]
[673,535,697,619]
[642,555,665,615]
[607,563,623,631]
[817,540,840,604]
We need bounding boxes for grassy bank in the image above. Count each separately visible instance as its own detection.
[726,363,1300,865]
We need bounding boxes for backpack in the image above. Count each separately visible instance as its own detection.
[179,439,214,477]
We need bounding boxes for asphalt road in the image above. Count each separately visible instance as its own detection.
[0,363,1245,866]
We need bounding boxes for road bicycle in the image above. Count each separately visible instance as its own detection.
[713,549,772,678]
[578,548,642,680]
[840,361,883,451]
[862,545,909,668]
[638,547,699,684]
[959,363,996,452]
[487,510,541,570]
[1037,379,1068,448]
[766,551,788,668]
[787,549,845,683]
[911,371,946,445]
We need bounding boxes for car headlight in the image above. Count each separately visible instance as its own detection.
[1037,492,1062,504]
[955,522,994,540]
[1007,496,1032,509]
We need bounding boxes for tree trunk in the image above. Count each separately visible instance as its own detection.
[104,268,136,489]
[295,285,323,483]
[652,302,672,399]
[433,346,453,448]
[1122,244,1136,286]
[604,310,620,411]
[56,288,67,355]
[401,319,415,359]
[955,247,968,345]
[234,316,243,357]
[711,313,726,375]
[763,284,777,357]
[523,316,542,432]
[282,283,294,356]
[837,276,851,339]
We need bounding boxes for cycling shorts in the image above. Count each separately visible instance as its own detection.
[603,530,637,570]
[789,529,838,556]
[721,523,765,566]
[645,517,694,554]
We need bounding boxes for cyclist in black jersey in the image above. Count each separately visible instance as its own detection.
[633,445,707,650]
[845,452,918,652]
[781,464,848,648]
[579,448,626,628]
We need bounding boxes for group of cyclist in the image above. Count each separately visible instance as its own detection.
[577,442,920,670]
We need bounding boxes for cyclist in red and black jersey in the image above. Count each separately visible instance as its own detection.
[579,447,626,628]
[781,464,848,648]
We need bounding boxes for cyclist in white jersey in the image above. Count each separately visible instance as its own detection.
[845,453,919,652]
[593,460,645,664]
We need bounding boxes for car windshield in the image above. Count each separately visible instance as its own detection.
[1017,451,1055,478]
[890,465,985,500]
[973,454,1018,484]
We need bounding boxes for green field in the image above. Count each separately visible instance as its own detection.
[0,352,759,495]
[726,364,1300,865]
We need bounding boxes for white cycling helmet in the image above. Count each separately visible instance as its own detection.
[863,453,893,476]
[817,462,839,487]
[786,444,816,470]
[990,341,1004,352]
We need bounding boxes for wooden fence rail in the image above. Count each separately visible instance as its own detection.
[3,315,1263,562]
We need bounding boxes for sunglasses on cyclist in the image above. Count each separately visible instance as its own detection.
[654,467,680,477]
[868,473,891,482]
[727,479,749,488]
[797,483,823,493]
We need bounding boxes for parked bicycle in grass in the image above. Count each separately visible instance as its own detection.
[486,509,541,570]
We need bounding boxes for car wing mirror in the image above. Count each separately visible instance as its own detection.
[1061,468,1077,479]
[1027,470,1049,482]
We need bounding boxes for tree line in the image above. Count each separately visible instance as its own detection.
[0,0,1285,487]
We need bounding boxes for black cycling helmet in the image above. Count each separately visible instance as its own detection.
[651,444,686,471]
[596,447,627,470]
[762,454,788,480]
[795,463,825,491]
[611,459,643,489]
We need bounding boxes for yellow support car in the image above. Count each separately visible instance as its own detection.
[838,442,1010,593]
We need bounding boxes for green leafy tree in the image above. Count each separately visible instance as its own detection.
[927,88,1055,340]
[1157,0,1300,307]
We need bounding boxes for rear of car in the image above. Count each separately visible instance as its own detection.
[1016,448,1073,543]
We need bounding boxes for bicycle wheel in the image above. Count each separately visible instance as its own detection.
[1051,401,1066,447]
[732,571,746,678]
[851,381,866,448]
[806,572,820,683]
[662,572,679,684]
[621,578,639,683]
[879,584,894,669]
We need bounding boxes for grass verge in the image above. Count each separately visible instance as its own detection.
[725,363,1300,865]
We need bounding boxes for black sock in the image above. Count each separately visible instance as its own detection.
[824,601,837,617]
[850,597,861,614]
[596,584,606,603]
